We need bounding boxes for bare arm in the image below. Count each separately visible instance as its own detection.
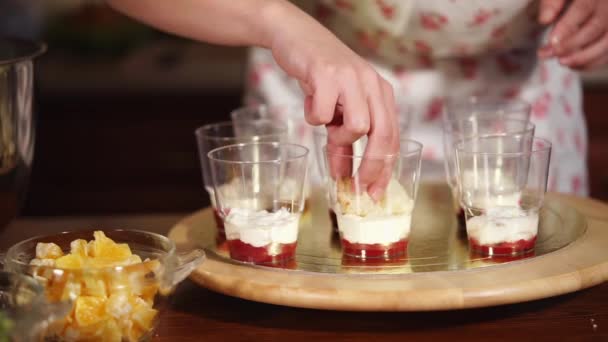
[107,0,302,48]
[107,0,399,200]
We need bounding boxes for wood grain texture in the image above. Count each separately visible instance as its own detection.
[169,191,608,311]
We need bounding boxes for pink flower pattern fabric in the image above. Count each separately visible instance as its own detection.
[244,0,588,195]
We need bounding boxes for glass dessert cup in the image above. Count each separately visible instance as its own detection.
[231,105,316,214]
[3,229,205,341]
[465,206,540,256]
[341,254,408,268]
[455,136,551,257]
[208,142,309,266]
[442,117,535,223]
[340,239,408,259]
[195,120,287,239]
[0,271,70,342]
[324,139,422,260]
[442,98,531,124]
[313,126,412,235]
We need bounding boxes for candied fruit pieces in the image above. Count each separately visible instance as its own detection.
[74,296,106,327]
[90,231,133,262]
[82,277,107,298]
[70,239,89,257]
[55,254,85,269]
[36,242,64,259]
[131,297,158,331]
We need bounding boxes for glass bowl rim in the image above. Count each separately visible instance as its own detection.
[455,136,552,157]
[4,228,176,272]
[194,120,287,143]
[207,141,310,164]
[322,138,423,160]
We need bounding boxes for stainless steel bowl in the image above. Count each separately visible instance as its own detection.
[0,37,45,229]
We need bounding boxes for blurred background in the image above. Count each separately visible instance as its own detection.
[2,0,608,217]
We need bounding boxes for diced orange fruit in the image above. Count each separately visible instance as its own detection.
[91,231,133,262]
[132,298,158,330]
[29,231,162,341]
[55,254,85,269]
[101,318,122,342]
[70,239,89,257]
[82,277,107,298]
[36,242,64,259]
[74,296,106,327]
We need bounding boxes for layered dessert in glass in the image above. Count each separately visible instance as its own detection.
[224,207,300,264]
[466,205,539,256]
[208,142,309,266]
[335,178,414,259]
[456,135,551,256]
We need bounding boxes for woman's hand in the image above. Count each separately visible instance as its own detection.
[265,2,399,200]
[538,0,608,70]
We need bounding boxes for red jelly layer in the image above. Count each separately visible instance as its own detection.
[469,250,535,263]
[341,239,408,259]
[328,209,339,232]
[469,236,537,256]
[342,254,408,267]
[227,239,297,264]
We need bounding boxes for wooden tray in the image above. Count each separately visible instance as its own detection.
[168,183,608,311]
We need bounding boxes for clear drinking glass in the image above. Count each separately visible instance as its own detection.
[195,121,286,238]
[443,118,535,218]
[0,37,45,230]
[443,98,531,123]
[231,104,315,210]
[455,136,551,256]
[235,104,412,185]
[207,142,309,265]
[324,140,422,259]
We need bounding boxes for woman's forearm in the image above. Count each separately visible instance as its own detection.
[106,0,298,48]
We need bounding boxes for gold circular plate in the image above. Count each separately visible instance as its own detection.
[169,184,608,311]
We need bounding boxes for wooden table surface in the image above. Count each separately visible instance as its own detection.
[1,211,608,341]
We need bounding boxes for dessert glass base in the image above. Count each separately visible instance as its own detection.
[468,236,537,256]
[341,239,408,259]
[328,209,339,233]
[212,208,226,237]
[227,239,297,265]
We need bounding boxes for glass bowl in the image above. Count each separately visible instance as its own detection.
[0,271,70,342]
[3,229,205,341]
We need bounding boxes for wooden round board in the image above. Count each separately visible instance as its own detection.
[168,184,608,311]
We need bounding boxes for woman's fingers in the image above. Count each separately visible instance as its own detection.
[550,0,596,44]
[322,66,370,180]
[326,69,370,146]
[303,73,339,126]
[539,0,568,24]
[326,143,353,180]
[356,74,398,201]
[365,157,394,203]
[553,14,606,56]
[559,31,608,68]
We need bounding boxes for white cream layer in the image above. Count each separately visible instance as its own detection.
[224,207,299,247]
[338,213,412,245]
[466,207,539,245]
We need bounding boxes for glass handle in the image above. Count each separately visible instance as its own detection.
[172,248,206,287]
